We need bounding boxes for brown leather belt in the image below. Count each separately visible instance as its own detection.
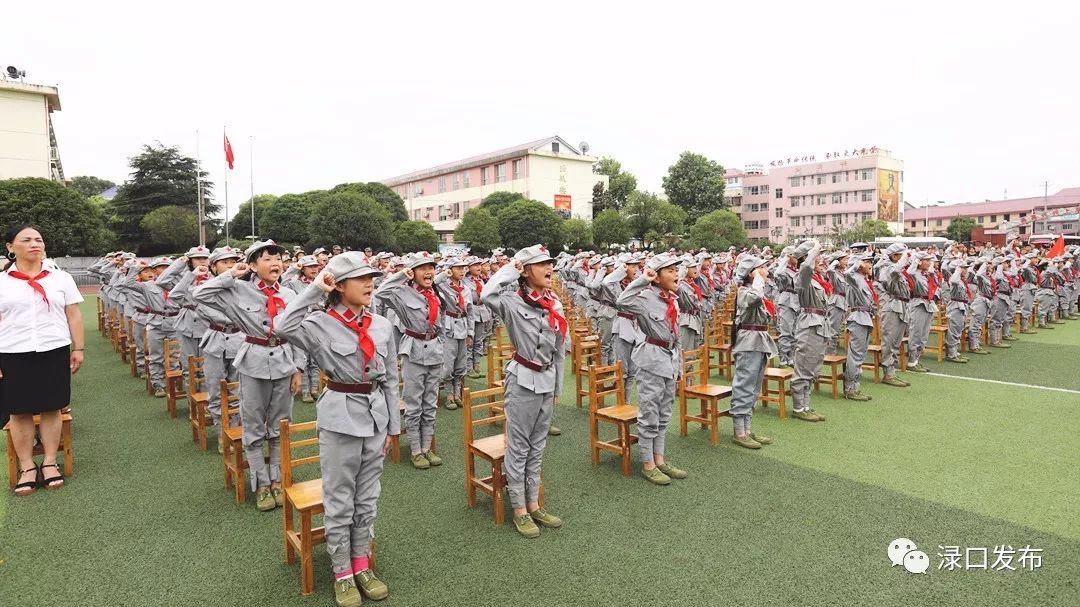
[403,328,437,340]
[645,336,674,350]
[913,296,932,301]
[512,353,548,372]
[893,297,910,302]
[326,380,373,394]
[617,312,636,320]
[182,304,198,310]
[140,307,178,317]
[209,323,240,334]
[245,335,288,347]
[850,306,874,312]
[444,310,464,318]
[801,307,826,315]
[738,324,769,331]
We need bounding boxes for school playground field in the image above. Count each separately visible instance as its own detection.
[1,297,1077,607]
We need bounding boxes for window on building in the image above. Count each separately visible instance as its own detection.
[816,175,825,185]
[861,191,873,202]
[910,221,917,228]
[845,171,851,181]
[552,141,560,154]
[775,207,784,218]
[817,195,826,205]
[832,173,840,183]
[861,169,874,180]
[438,177,446,193]
[834,215,843,226]
[832,194,842,204]
[512,159,522,180]
[761,185,769,194]
[789,176,800,188]
[413,208,421,220]
[1062,223,1074,230]
[414,184,424,197]
[480,167,488,185]
[791,216,801,227]
[862,212,873,221]
[452,174,459,190]
[935,219,942,227]
[1003,213,1010,221]
[462,171,470,188]
[495,164,506,183]
[776,187,783,199]
[976,216,983,223]
[761,220,769,229]
[816,215,826,226]
[990,214,997,223]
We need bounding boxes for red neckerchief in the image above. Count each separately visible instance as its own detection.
[925,272,939,301]
[472,276,483,301]
[1006,274,1017,289]
[257,280,285,335]
[449,280,466,311]
[865,274,880,306]
[961,276,973,301]
[194,274,208,285]
[1035,269,1042,285]
[327,308,375,369]
[657,287,679,334]
[518,288,567,337]
[762,296,777,318]
[703,272,715,289]
[686,279,704,301]
[163,289,170,302]
[989,275,998,294]
[900,270,915,294]
[414,284,440,328]
[8,269,50,304]
[813,272,834,296]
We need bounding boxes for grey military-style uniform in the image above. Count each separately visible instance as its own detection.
[464,273,493,372]
[276,283,399,577]
[878,255,912,378]
[945,269,973,358]
[160,261,211,370]
[990,267,1013,343]
[790,247,832,413]
[844,265,877,395]
[616,275,681,463]
[481,263,566,510]
[283,275,324,396]
[970,269,993,348]
[772,260,799,366]
[434,272,474,403]
[826,266,848,353]
[603,265,643,402]
[374,269,444,454]
[194,272,299,491]
[588,267,617,365]
[905,262,938,367]
[1036,267,1058,326]
[676,276,704,354]
[1018,263,1037,331]
[729,276,779,436]
[118,269,180,390]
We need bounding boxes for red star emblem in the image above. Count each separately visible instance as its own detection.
[539,245,546,253]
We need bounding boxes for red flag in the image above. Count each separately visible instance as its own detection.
[224,133,235,170]
[1046,235,1065,259]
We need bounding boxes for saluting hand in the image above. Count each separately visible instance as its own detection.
[404,268,414,281]
[644,267,657,282]
[314,269,336,293]
[192,265,210,278]
[231,262,249,278]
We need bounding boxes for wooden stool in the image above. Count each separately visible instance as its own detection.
[815,354,846,400]
[464,387,513,524]
[164,338,186,418]
[572,334,600,408]
[927,325,948,362]
[186,355,212,450]
[863,345,883,383]
[678,347,733,446]
[221,380,246,503]
[5,412,73,488]
[588,362,639,475]
[759,367,793,418]
[281,419,324,595]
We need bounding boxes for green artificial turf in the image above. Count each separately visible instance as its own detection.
[1,298,1078,606]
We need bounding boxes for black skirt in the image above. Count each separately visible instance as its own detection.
[0,346,71,416]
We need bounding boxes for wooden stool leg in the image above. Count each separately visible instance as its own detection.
[300,513,314,595]
[62,420,73,477]
[492,465,505,526]
[709,400,719,447]
[777,379,787,419]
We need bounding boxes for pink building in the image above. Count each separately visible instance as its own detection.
[727,146,905,243]
[903,187,1080,238]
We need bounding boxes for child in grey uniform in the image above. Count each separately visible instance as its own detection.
[194,240,301,512]
[374,252,445,470]
[464,257,492,378]
[159,247,212,372]
[789,239,831,422]
[843,253,878,399]
[119,257,180,397]
[283,255,325,403]
[481,245,566,538]
[945,260,973,363]
[615,253,689,485]
[878,244,913,386]
[728,255,777,449]
[602,253,643,402]
[676,258,705,354]
[434,257,473,410]
[276,253,396,607]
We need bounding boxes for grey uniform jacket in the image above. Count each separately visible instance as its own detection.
[906,260,936,315]
[731,276,780,357]
[794,249,831,337]
[773,261,799,311]
[193,272,299,379]
[947,272,974,308]
[827,268,848,312]
[373,271,445,366]
[118,272,177,328]
[992,269,1013,304]
[433,274,474,340]
[879,259,912,318]
[602,266,644,344]
[480,264,566,395]
[168,270,212,338]
[275,284,400,438]
[588,270,616,320]
[616,276,681,380]
[676,281,704,333]
[844,266,878,328]
[463,275,493,323]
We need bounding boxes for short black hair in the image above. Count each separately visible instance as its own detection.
[4,223,42,244]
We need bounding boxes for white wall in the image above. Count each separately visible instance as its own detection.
[0,89,50,180]
[527,153,601,219]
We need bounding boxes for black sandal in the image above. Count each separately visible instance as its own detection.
[14,465,39,496]
[40,463,65,489]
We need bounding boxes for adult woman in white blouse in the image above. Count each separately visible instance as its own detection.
[1,225,85,496]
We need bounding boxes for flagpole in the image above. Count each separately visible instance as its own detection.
[224,126,230,243]
[195,129,205,246]
[249,135,256,241]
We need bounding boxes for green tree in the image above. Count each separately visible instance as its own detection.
[497,198,563,251]
[686,210,747,251]
[593,156,637,208]
[946,217,977,243]
[479,191,525,216]
[592,208,630,249]
[330,182,408,223]
[622,191,687,246]
[139,206,199,252]
[662,151,727,222]
[228,194,278,242]
[308,191,395,251]
[394,220,440,253]
[0,177,111,256]
[561,217,593,251]
[107,144,218,253]
[590,181,615,217]
[454,208,500,255]
[258,194,311,245]
[833,218,893,245]
[69,175,115,198]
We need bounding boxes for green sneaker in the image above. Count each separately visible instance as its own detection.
[1051,319,1066,324]
[657,462,688,478]
[989,342,1011,349]
[749,432,773,445]
[807,409,827,421]
[529,507,564,528]
[354,568,388,601]
[333,576,362,607]
[468,367,484,379]
[422,450,443,466]
[882,376,908,387]
[970,347,991,355]
[410,453,430,470]
[844,391,872,401]
[255,486,276,511]
[548,425,562,436]
[154,388,167,398]
[513,513,541,538]
[641,466,672,485]
[1039,325,1054,329]
[792,409,819,422]
[270,482,284,507]
[1020,329,1037,334]
[907,364,929,373]
[444,397,459,411]
[301,393,314,403]
[733,434,762,449]
[1002,335,1019,341]
[945,356,968,364]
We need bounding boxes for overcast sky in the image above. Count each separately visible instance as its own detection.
[6,1,1079,217]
